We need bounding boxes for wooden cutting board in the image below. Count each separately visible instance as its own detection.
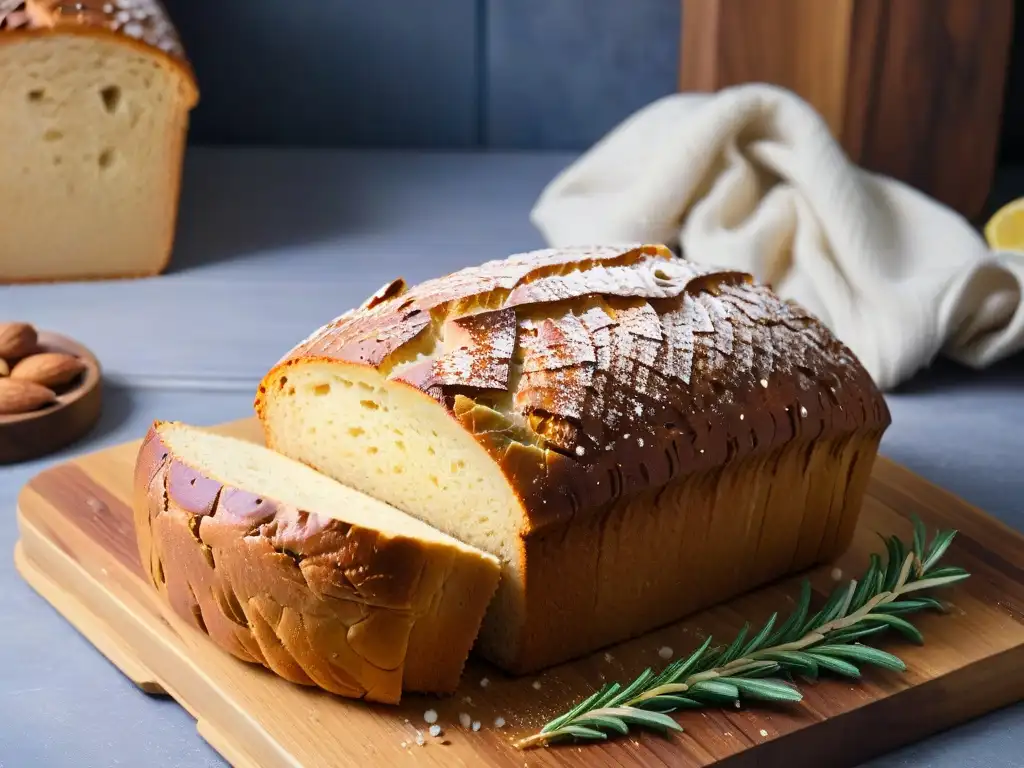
[13,418,1024,768]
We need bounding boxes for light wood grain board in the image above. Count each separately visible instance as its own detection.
[13,418,1024,767]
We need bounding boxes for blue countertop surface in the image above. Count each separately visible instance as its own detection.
[1,147,1022,768]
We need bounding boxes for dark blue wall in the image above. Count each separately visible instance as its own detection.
[164,0,1023,159]
[162,0,681,150]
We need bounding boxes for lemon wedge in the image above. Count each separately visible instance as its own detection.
[984,197,1024,251]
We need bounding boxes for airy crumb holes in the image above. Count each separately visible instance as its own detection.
[100,85,121,113]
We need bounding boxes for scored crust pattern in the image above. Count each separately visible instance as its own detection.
[260,245,891,533]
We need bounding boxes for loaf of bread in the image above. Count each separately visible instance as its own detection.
[0,0,197,282]
[256,244,891,675]
[132,421,501,703]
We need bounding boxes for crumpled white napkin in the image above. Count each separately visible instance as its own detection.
[530,83,1024,390]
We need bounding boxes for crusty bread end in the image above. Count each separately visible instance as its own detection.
[132,421,501,703]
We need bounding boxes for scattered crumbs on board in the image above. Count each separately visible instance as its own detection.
[494,716,506,728]
[724,731,733,737]
[462,695,474,705]
[480,677,490,688]
[531,680,542,690]
[604,652,614,662]
[760,729,769,737]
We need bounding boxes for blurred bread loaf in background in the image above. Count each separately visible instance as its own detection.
[0,1,197,283]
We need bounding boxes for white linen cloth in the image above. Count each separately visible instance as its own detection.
[530,83,1024,390]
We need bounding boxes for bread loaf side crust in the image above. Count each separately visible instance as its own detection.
[256,245,891,535]
[132,422,499,703]
[0,1,198,102]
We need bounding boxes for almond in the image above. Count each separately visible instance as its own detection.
[0,359,8,377]
[11,352,86,388]
[0,378,56,415]
[0,322,38,360]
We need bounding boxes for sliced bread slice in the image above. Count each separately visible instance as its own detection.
[132,420,501,704]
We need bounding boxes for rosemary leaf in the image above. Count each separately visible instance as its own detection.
[634,694,704,712]
[824,624,890,645]
[912,515,928,562]
[542,686,607,733]
[757,650,820,677]
[861,614,925,644]
[594,707,683,733]
[715,623,750,666]
[688,680,740,702]
[882,536,906,592]
[573,714,629,735]
[801,582,849,636]
[850,554,881,611]
[770,580,812,645]
[919,566,968,580]
[606,669,656,708]
[805,652,861,678]
[555,725,608,741]
[739,613,778,658]
[657,635,714,686]
[900,573,971,593]
[728,677,802,702]
[813,644,907,672]
[872,598,945,616]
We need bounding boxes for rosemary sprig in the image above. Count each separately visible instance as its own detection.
[514,517,970,750]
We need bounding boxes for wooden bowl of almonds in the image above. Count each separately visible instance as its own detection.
[0,321,102,464]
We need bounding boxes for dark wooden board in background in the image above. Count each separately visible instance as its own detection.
[680,0,1015,221]
[13,418,1024,767]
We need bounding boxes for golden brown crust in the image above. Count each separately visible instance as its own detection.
[132,422,493,704]
[0,0,198,106]
[256,245,891,535]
